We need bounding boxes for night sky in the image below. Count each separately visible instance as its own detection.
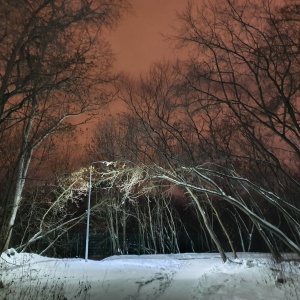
[109,0,186,77]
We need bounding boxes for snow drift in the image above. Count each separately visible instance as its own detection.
[0,250,299,299]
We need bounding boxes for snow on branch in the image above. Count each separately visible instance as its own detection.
[97,160,300,259]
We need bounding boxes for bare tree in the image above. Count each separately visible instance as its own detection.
[174,0,300,183]
[0,0,129,252]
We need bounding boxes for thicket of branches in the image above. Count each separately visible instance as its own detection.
[2,0,300,262]
[87,0,300,262]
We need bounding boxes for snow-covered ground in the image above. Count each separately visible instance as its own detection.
[1,250,299,299]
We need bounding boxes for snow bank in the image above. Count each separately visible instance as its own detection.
[0,252,299,299]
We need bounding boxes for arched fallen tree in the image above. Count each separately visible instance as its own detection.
[96,161,300,262]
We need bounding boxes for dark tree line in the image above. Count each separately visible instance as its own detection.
[2,0,300,262]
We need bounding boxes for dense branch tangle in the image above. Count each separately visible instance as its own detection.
[87,0,300,262]
[175,0,300,175]
[96,161,300,262]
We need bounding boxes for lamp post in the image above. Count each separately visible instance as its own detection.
[85,161,103,262]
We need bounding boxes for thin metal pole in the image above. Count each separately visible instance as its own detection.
[85,165,92,262]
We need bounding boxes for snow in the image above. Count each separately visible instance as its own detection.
[1,250,300,299]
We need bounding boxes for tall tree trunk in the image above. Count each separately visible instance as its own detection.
[2,102,35,251]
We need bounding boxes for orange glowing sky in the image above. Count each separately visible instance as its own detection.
[80,1,188,140]
[109,0,187,77]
